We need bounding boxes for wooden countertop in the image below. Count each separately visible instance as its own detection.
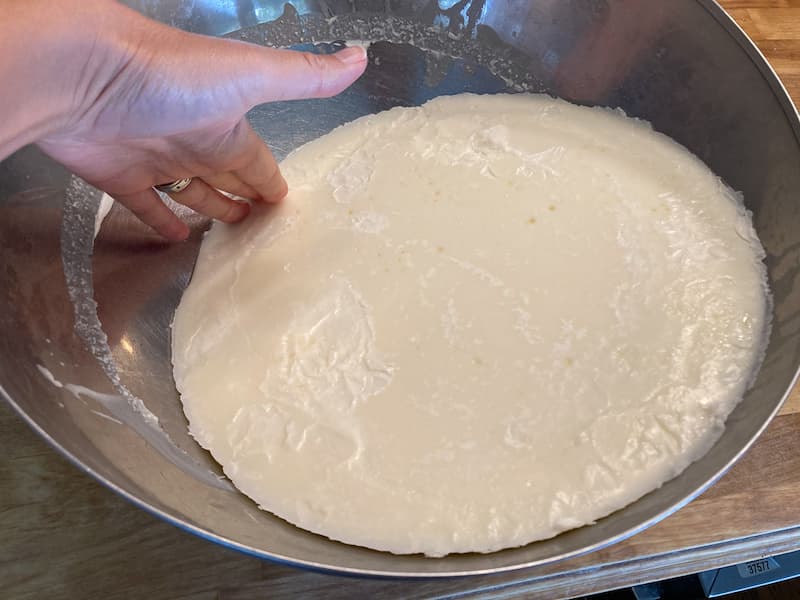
[3,3,800,599]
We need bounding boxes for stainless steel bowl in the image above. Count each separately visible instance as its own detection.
[2,0,799,578]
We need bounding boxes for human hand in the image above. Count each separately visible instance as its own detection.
[32,2,367,240]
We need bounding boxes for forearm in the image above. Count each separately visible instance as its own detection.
[0,0,145,160]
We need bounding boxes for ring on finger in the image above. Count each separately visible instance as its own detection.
[154,178,194,194]
[156,176,250,224]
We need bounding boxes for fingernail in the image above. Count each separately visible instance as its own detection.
[335,46,367,65]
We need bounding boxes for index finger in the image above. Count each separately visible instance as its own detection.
[229,121,287,204]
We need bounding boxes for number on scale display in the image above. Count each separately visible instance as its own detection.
[736,557,780,579]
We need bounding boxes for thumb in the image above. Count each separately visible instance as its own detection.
[237,45,368,106]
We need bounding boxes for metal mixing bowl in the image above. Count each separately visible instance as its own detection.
[2,0,799,578]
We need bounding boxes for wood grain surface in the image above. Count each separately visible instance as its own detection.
[3,3,800,599]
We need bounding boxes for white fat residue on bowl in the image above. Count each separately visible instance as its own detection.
[56,178,233,491]
[36,362,230,488]
[93,193,114,239]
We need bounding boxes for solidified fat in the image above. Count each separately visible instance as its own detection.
[171,94,770,557]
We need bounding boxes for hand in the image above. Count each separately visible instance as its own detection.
[33,3,367,240]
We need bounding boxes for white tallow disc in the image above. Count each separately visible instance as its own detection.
[171,93,770,557]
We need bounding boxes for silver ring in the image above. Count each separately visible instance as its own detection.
[154,178,193,194]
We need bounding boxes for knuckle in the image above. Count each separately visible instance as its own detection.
[299,53,329,96]
[244,155,280,187]
[300,52,326,72]
[194,194,215,215]
[177,190,208,214]
[221,200,246,223]
[136,200,166,222]
[261,159,280,182]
